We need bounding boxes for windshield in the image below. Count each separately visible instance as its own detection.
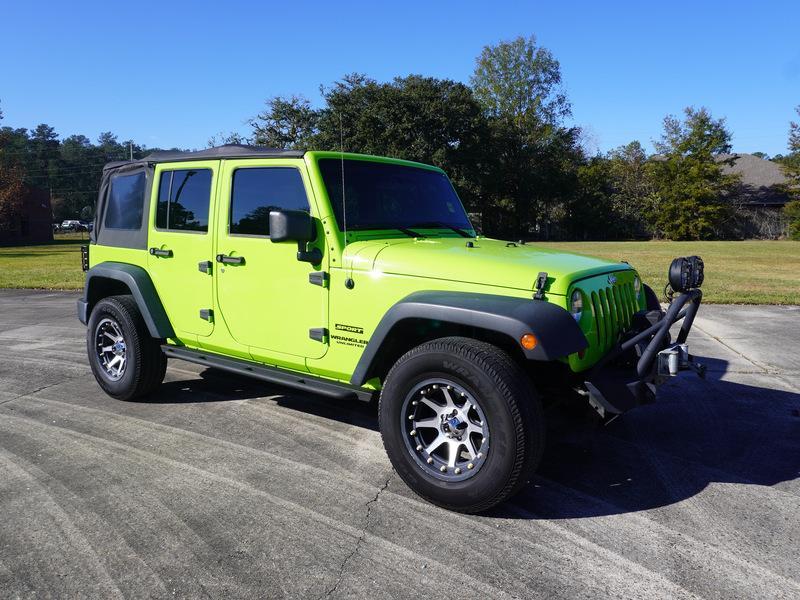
[318,159,473,234]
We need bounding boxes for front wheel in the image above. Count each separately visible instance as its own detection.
[87,295,167,401]
[379,337,544,513]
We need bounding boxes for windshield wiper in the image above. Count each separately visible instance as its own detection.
[356,224,423,238]
[408,221,472,238]
[396,227,424,238]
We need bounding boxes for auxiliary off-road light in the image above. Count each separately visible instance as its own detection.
[570,289,583,322]
[668,256,704,293]
[520,333,538,350]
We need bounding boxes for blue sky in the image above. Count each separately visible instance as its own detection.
[1,0,798,155]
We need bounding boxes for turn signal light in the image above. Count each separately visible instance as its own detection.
[520,333,538,350]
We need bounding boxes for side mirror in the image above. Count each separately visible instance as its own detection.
[269,210,315,243]
[269,209,321,264]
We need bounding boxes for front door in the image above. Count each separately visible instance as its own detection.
[215,160,328,362]
[148,161,218,339]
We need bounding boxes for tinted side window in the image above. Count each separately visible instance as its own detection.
[230,168,309,236]
[155,169,212,232]
[105,172,145,230]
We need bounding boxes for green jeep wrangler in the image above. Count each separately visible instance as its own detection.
[78,145,705,513]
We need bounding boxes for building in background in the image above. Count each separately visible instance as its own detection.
[721,153,791,209]
[0,187,53,245]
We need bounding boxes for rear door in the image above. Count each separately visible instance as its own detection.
[147,161,218,338]
[215,159,328,362]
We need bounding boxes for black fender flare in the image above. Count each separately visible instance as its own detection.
[77,261,174,339]
[350,290,588,386]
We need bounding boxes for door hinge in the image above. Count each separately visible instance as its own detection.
[309,327,328,342]
[199,309,214,322]
[309,271,328,287]
[198,260,212,274]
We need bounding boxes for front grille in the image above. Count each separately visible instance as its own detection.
[589,281,638,352]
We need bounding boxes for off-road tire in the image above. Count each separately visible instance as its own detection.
[379,336,544,513]
[87,295,167,401]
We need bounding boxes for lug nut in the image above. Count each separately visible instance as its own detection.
[410,430,417,436]
[467,462,474,470]
[477,452,483,459]
[416,444,422,451]
[433,384,438,389]
[439,465,447,473]
[426,457,434,464]
[446,385,452,390]
[412,400,418,406]
[454,468,461,474]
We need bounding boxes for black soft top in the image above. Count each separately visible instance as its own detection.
[104,144,305,170]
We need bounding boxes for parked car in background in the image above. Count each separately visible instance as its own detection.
[60,220,82,231]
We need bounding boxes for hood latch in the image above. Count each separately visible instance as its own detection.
[533,272,548,300]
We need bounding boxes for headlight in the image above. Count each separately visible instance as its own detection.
[570,289,583,322]
[634,276,641,300]
[668,256,704,293]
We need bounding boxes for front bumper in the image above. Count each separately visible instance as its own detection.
[582,288,704,418]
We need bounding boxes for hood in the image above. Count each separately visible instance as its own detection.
[343,237,633,296]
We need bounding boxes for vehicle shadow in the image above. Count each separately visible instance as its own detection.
[151,367,381,430]
[149,358,800,520]
[495,354,800,519]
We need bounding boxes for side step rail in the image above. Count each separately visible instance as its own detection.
[161,345,374,403]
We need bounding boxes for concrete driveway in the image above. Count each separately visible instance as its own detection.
[0,290,798,599]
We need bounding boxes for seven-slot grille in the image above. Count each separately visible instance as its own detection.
[588,279,639,352]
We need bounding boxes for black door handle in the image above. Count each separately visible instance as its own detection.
[216,254,245,265]
[149,247,173,257]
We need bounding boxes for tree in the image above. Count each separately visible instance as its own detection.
[469,36,580,238]
[781,106,800,239]
[311,74,488,212]
[0,162,24,231]
[471,35,570,127]
[567,141,657,240]
[607,141,657,233]
[0,104,27,230]
[779,105,800,200]
[250,95,318,149]
[647,107,739,239]
[207,131,247,147]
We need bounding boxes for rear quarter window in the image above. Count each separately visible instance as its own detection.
[104,172,145,230]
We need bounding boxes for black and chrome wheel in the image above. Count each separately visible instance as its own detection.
[402,379,489,481]
[87,295,167,401]
[95,317,127,380]
[379,336,544,513]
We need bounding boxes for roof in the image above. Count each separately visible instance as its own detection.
[104,144,305,170]
[718,153,791,207]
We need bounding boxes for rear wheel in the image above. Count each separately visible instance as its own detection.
[87,295,167,400]
[379,337,544,513]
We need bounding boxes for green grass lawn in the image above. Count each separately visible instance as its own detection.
[0,238,797,304]
[537,240,800,304]
[0,239,86,290]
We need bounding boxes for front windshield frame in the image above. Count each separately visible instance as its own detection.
[318,158,474,235]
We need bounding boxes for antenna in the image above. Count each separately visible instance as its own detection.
[339,111,347,248]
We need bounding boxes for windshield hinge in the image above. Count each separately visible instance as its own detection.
[534,272,548,300]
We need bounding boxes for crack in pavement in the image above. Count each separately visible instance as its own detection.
[318,472,394,600]
[0,377,80,407]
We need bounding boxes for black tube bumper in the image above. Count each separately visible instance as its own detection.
[582,288,704,418]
